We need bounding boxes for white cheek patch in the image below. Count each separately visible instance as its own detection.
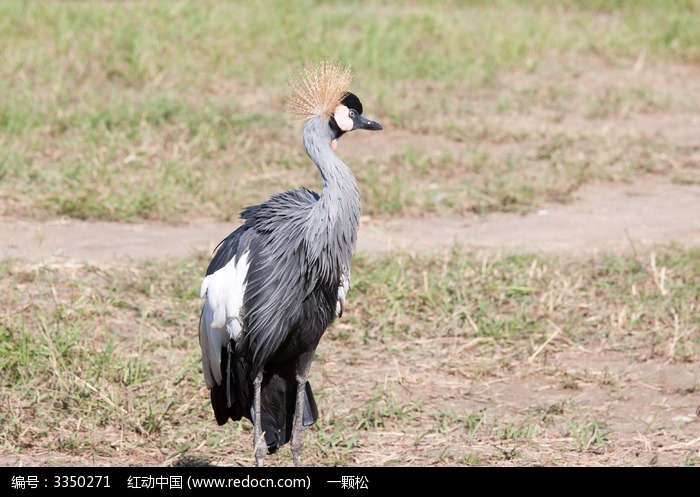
[333,105,354,132]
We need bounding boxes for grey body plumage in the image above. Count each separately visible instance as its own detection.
[198,61,381,466]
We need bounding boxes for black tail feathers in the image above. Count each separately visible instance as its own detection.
[209,344,250,425]
[260,375,318,454]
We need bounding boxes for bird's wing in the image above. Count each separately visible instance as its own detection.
[199,229,251,388]
[240,188,332,369]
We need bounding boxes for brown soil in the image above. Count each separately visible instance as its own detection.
[2,178,699,264]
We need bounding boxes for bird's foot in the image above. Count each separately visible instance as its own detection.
[253,420,267,467]
[255,439,267,467]
[291,433,304,467]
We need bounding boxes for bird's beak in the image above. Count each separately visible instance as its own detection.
[353,115,383,131]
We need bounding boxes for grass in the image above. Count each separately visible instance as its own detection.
[1,0,700,221]
[1,246,698,466]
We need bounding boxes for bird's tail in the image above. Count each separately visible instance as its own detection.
[210,343,250,426]
[209,346,319,454]
[259,369,319,454]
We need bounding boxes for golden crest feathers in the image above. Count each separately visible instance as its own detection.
[287,59,354,125]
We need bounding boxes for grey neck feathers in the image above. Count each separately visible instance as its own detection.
[302,117,361,278]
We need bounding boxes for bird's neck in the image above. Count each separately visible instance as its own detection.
[302,118,361,265]
[303,117,361,207]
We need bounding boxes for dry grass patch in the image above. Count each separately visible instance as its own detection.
[1,247,698,466]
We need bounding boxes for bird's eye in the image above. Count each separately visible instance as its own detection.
[348,109,356,119]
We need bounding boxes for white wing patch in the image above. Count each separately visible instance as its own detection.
[199,251,250,387]
[336,269,351,317]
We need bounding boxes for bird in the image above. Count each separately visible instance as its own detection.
[198,60,382,467]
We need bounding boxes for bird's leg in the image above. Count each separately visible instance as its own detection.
[291,350,314,467]
[253,370,267,467]
[291,380,307,466]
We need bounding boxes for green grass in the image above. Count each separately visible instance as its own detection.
[567,419,612,452]
[1,0,699,221]
[1,246,698,465]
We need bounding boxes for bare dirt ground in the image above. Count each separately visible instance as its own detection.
[2,178,699,265]
[2,57,699,467]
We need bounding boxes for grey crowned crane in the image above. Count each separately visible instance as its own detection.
[198,60,382,467]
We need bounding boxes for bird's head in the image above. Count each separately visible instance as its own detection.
[329,92,382,151]
[287,60,382,151]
